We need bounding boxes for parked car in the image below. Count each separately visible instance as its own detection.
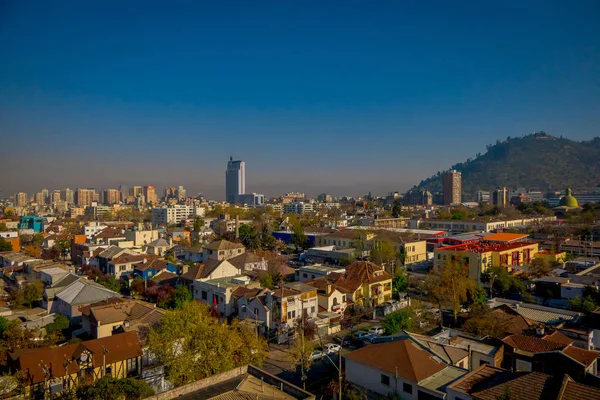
[333,335,351,347]
[324,343,341,354]
[310,350,324,361]
[369,326,384,335]
[362,333,380,344]
[353,331,369,340]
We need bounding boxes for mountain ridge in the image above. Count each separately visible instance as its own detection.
[409,132,600,200]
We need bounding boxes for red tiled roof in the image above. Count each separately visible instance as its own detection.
[471,371,556,400]
[543,331,574,346]
[502,334,567,353]
[562,345,600,367]
[561,375,600,400]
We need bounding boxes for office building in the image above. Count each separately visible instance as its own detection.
[16,192,28,207]
[177,185,186,201]
[283,202,314,214]
[52,190,62,204]
[34,192,46,205]
[236,193,265,206]
[143,185,156,204]
[103,189,121,205]
[476,190,490,203]
[226,157,246,203]
[492,187,508,208]
[442,170,462,205]
[76,188,94,207]
[41,189,49,204]
[129,186,143,197]
[64,188,74,204]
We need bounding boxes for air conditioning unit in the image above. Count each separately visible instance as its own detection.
[49,382,63,395]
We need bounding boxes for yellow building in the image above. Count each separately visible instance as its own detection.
[9,331,143,398]
[373,232,428,265]
[535,250,567,265]
[434,241,539,283]
[333,261,392,307]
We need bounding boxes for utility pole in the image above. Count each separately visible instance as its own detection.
[102,346,109,377]
[301,299,306,390]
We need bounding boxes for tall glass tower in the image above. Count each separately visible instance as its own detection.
[226,157,246,203]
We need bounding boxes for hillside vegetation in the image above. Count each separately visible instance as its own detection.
[410,132,600,199]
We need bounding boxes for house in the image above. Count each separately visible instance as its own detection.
[91,227,126,245]
[183,244,204,262]
[179,259,241,290]
[43,273,121,324]
[267,283,319,330]
[203,239,245,261]
[345,338,467,399]
[328,261,393,308]
[132,258,171,280]
[107,253,155,279]
[144,238,171,256]
[295,264,345,283]
[96,246,139,273]
[446,364,600,400]
[124,229,159,247]
[371,232,428,266]
[305,277,350,314]
[79,298,165,340]
[233,287,271,334]
[194,275,259,317]
[83,221,107,238]
[9,331,143,398]
[228,252,268,272]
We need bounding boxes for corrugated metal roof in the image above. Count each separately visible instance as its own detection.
[57,279,120,306]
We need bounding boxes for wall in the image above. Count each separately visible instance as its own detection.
[151,366,248,400]
[345,358,418,400]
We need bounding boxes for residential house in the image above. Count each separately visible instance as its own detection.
[267,283,319,331]
[79,298,165,340]
[9,331,143,398]
[345,338,467,399]
[329,261,393,308]
[183,244,204,262]
[83,221,107,238]
[97,246,139,274]
[43,273,121,324]
[180,259,241,291]
[132,258,171,280]
[108,253,156,279]
[144,238,171,256]
[228,252,268,272]
[194,275,259,317]
[91,227,126,246]
[233,287,271,334]
[203,239,245,261]
[317,230,375,250]
[124,229,159,247]
[447,365,600,400]
[371,232,428,266]
[305,277,350,314]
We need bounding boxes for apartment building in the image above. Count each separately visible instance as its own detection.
[151,205,197,226]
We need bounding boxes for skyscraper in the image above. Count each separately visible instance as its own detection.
[76,188,93,207]
[442,170,462,205]
[226,157,246,203]
[104,189,121,205]
[130,186,143,197]
[143,186,156,204]
[16,192,28,207]
[64,188,74,204]
[492,187,508,208]
[35,192,46,205]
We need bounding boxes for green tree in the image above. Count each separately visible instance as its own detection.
[528,257,552,279]
[16,281,44,308]
[168,285,193,310]
[392,268,408,299]
[482,266,525,297]
[464,286,487,311]
[99,276,121,292]
[45,314,70,335]
[260,273,274,290]
[147,302,266,386]
[0,316,9,337]
[398,246,408,266]
[76,376,155,400]
[289,332,315,389]
[54,239,70,261]
[381,308,415,335]
[193,216,205,232]
[0,222,9,231]
[391,200,403,218]
[427,260,475,325]
[370,240,397,270]
[291,223,309,251]
[569,296,598,315]
[0,238,12,252]
[239,224,260,250]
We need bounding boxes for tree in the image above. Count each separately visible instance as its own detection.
[45,314,70,335]
[15,281,44,308]
[98,276,121,293]
[464,286,488,311]
[146,302,266,386]
[168,285,193,310]
[193,216,205,232]
[239,224,260,250]
[0,223,9,231]
[54,239,70,261]
[391,200,403,218]
[289,331,315,389]
[528,257,552,279]
[2,208,15,218]
[351,230,369,259]
[370,240,397,270]
[427,260,475,325]
[482,267,525,297]
[291,223,309,251]
[398,246,408,266]
[392,268,408,299]
[569,296,598,315]
[0,238,12,252]
[381,308,415,335]
[76,376,155,400]
[462,307,509,338]
[62,222,81,237]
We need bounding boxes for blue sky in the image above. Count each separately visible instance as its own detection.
[1,1,599,199]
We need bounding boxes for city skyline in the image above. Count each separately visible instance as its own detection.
[2,2,600,199]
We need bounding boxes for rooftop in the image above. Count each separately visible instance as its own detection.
[483,233,530,243]
[437,241,536,254]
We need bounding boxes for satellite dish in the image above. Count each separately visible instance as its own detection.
[80,353,88,362]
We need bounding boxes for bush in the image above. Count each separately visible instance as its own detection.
[76,377,154,400]
[46,314,70,335]
[381,308,414,335]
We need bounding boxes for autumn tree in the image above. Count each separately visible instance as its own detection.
[289,331,315,389]
[369,240,397,270]
[427,260,475,325]
[146,302,266,386]
[76,376,155,400]
[15,281,44,308]
[528,257,552,279]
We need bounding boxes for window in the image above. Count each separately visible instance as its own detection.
[126,357,138,373]
[403,383,412,394]
[201,291,207,300]
[342,295,346,302]
[303,273,308,278]
[287,310,296,319]
[311,306,315,314]
[119,265,126,271]
[380,374,390,386]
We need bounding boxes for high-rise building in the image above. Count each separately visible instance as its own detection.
[64,188,74,204]
[76,188,93,207]
[16,192,28,207]
[104,189,121,205]
[476,190,491,203]
[226,157,246,203]
[143,186,156,204]
[130,186,143,197]
[52,190,62,204]
[35,192,46,205]
[492,187,508,208]
[164,187,177,200]
[177,186,186,201]
[442,170,462,205]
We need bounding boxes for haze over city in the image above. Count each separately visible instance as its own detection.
[1,1,599,199]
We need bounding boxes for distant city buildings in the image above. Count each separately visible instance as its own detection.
[492,187,508,208]
[143,185,156,204]
[76,188,94,207]
[442,170,462,205]
[151,204,201,226]
[226,157,246,203]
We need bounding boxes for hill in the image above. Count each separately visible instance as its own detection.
[409,132,600,200]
